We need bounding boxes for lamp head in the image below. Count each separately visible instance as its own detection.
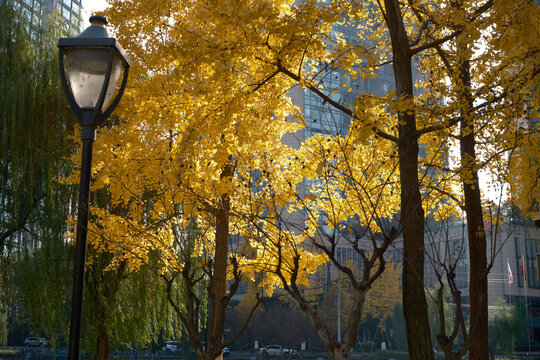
[58,16,130,127]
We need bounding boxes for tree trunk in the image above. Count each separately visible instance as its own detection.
[291,292,349,360]
[330,346,350,360]
[207,162,232,360]
[382,1,434,359]
[458,52,488,360]
[96,324,110,360]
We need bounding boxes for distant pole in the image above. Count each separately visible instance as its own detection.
[522,256,531,355]
[509,283,512,306]
[385,324,392,351]
[337,267,341,343]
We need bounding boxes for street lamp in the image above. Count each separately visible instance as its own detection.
[58,15,130,360]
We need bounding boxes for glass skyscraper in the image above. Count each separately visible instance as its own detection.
[7,0,82,37]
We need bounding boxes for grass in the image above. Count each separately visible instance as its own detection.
[0,348,23,356]
[351,350,410,360]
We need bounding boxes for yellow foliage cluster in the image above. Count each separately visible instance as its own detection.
[363,259,402,329]
[61,0,539,313]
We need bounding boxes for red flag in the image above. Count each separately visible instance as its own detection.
[522,257,527,282]
[508,259,514,284]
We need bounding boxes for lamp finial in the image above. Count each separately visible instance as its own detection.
[89,15,108,26]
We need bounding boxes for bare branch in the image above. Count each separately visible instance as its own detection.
[410,30,462,56]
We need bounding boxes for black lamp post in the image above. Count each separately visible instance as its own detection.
[58,16,130,360]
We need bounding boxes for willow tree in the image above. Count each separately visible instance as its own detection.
[80,249,173,359]
[0,2,77,346]
[0,2,75,256]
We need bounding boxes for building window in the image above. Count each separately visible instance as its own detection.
[516,237,523,287]
[531,298,540,318]
[525,238,540,288]
[62,6,70,20]
[516,236,540,289]
[22,7,31,21]
[33,4,40,17]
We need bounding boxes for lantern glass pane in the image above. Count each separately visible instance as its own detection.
[64,47,123,110]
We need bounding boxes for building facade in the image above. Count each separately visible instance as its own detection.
[494,222,540,344]
[7,0,82,37]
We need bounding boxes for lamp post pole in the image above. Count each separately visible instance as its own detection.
[68,113,96,360]
[58,16,130,360]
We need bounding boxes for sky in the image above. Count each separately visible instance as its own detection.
[81,0,110,26]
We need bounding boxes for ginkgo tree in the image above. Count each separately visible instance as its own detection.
[401,1,540,358]
[252,1,539,359]
[316,257,401,339]
[71,2,322,360]
[79,1,540,360]
[235,129,401,360]
[75,2,403,360]
[65,78,303,360]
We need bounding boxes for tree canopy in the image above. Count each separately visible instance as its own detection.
[74,0,540,359]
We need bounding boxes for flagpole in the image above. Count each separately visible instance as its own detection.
[522,256,531,355]
[509,283,512,306]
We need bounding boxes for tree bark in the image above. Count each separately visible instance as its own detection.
[382,1,434,359]
[458,50,489,360]
[289,288,351,360]
[207,162,233,360]
[96,323,110,360]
